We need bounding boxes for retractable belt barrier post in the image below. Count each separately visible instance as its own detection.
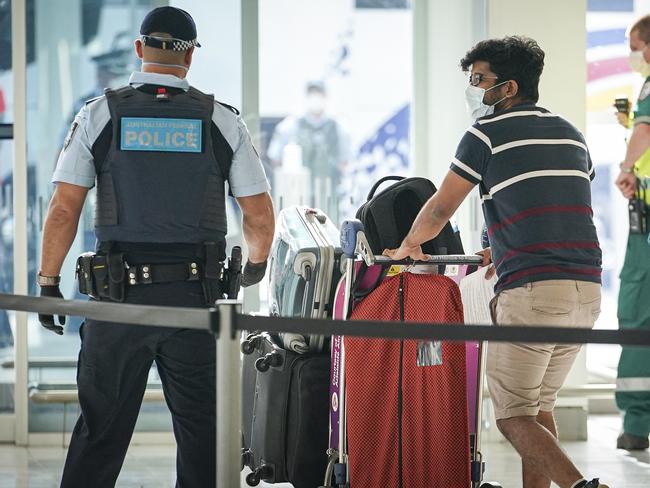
[1,292,650,488]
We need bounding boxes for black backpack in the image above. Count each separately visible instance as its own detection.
[355,175,465,256]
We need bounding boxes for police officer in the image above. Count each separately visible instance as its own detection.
[37,7,275,487]
[615,15,650,452]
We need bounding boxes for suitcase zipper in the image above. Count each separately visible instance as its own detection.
[398,273,405,488]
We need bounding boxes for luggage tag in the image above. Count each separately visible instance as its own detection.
[444,264,460,277]
[417,340,443,367]
[386,265,402,277]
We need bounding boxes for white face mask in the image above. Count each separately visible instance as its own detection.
[465,81,508,119]
[629,47,650,77]
[306,94,326,115]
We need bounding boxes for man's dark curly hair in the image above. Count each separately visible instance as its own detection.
[460,36,545,103]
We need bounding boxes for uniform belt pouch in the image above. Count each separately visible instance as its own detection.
[107,252,126,302]
[76,253,93,296]
[90,254,109,299]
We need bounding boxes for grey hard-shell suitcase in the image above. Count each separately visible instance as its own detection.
[241,206,342,487]
[268,206,342,352]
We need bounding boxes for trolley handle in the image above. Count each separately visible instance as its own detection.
[373,254,484,266]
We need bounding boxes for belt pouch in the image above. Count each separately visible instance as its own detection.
[76,252,95,296]
[107,252,126,302]
[92,254,110,299]
[202,241,224,305]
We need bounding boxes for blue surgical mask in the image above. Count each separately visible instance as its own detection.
[465,81,508,119]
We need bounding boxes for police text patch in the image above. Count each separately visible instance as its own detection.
[120,117,202,153]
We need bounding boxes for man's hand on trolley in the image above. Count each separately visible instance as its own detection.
[476,247,496,280]
[38,285,66,335]
[383,238,428,262]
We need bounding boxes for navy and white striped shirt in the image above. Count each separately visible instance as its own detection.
[451,104,602,293]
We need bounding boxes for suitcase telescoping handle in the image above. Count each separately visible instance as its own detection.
[366,175,405,201]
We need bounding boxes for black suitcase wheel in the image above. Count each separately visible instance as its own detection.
[245,471,261,486]
[481,483,502,488]
[241,339,256,355]
[255,352,283,372]
[246,465,272,486]
[241,334,262,355]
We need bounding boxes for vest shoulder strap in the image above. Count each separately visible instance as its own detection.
[216,100,240,115]
[84,94,104,107]
[104,85,136,102]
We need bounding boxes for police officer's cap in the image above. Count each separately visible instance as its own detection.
[140,6,201,51]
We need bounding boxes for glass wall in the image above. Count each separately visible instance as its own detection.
[0,0,15,417]
[259,0,413,227]
[585,0,644,383]
[25,0,170,434]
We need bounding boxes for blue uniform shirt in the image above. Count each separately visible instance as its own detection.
[54,71,270,198]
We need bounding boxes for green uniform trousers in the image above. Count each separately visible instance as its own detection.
[617,232,650,438]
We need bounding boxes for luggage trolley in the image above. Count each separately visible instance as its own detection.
[321,219,501,488]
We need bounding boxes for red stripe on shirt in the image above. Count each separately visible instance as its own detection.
[488,205,593,236]
[500,265,602,288]
[494,241,601,267]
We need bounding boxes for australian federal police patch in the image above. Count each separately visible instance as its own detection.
[63,121,79,151]
[120,117,202,153]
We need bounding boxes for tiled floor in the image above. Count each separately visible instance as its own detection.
[0,416,646,487]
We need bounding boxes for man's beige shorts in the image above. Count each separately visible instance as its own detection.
[487,279,601,420]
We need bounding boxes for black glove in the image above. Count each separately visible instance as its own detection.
[241,259,267,287]
[38,285,65,335]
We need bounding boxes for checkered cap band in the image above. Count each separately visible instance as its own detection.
[141,35,199,51]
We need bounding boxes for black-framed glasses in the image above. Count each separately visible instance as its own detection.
[468,72,499,87]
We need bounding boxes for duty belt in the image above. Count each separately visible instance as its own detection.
[125,261,202,286]
[76,243,241,304]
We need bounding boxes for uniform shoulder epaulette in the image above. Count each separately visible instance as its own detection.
[216,100,240,116]
[84,95,104,106]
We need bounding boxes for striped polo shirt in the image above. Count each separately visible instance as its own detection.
[451,104,602,293]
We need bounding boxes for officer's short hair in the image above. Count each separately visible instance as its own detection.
[630,15,650,43]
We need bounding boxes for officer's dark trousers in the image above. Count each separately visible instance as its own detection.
[60,282,215,488]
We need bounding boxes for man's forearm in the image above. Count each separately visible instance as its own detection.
[242,213,274,263]
[403,195,452,248]
[40,204,82,276]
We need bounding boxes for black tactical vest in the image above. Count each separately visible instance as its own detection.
[96,86,227,243]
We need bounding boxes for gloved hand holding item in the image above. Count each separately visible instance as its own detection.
[38,285,66,335]
[241,259,267,287]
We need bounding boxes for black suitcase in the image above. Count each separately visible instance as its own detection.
[241,332,330,488]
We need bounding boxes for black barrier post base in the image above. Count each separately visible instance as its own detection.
[214,300,242,488]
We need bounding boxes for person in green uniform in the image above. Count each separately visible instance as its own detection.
[614,14,650,451]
